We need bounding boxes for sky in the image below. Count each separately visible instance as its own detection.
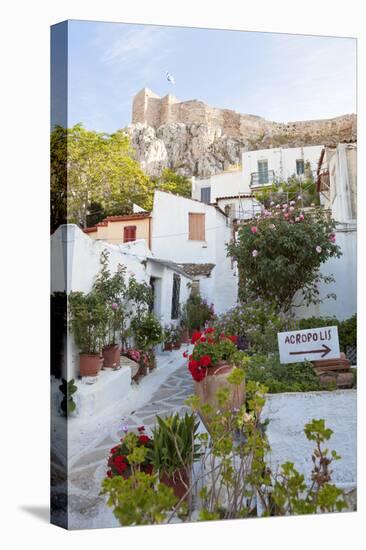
[64,20,356,133]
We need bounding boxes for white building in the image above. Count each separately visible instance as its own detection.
[295,142,357,320]
[191,169,261,221]
[51,224,193,381]
[242,145,324,191]
[151,191,238,314]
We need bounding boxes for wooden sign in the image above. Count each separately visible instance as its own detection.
[277,326,340,364]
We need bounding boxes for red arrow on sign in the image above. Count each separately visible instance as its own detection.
[289,344,331,359]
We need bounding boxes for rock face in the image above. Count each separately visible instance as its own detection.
[127,88,357,177]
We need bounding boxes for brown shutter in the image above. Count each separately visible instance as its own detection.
[123,225,137,243]
[188,213,205,240]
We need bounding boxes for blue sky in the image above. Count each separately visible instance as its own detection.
[66,20,356,133]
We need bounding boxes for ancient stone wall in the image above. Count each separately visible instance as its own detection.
[132,88,356,146]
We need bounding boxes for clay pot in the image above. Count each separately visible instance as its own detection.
[102,344,121,369]
[173,341,181,350]
[164,342,174,352]
[181,330,190,344]
[160,468,190,500]
[195,362,245,426]
[79,353,101,377]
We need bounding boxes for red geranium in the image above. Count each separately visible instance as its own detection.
[228,335,238,343]
[204,327,215,334]
[200,336,207,343]
[139,435,150,445]
[137,426,145,432]
[182,350,189,358]
[110,446,119,454]
[191,331,202,344]
[199,355,212,367]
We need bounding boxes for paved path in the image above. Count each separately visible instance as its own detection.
[67,360,194,529]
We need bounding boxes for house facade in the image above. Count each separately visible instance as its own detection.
[151,191,238,315]
[294,142,357,321]
[191,170,261,221]
[242,145,324,191]
[83,212,152,248]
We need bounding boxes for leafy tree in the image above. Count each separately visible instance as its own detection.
[151,168,192,198]
[228,202,342,314]
[51,124,151,228]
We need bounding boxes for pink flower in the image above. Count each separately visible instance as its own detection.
[289,206,295,212]
[316,245,322,254]
[111,302,118,310]
[329,233,336,243]
[284,213,289,219]
[299,214,305,221]
[295,217,300,222]
[270,201,275,206]
[252,249,258,257]
[282,204,288,209]
[276,204,281,209]
[251,226,258,234]
[290,200,296,206]
[297,195,302,200]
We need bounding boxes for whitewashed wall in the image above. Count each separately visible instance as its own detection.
[242,145,323,189]
[151,191,238,315]
[192,170,249,201]
[263,390,356,487]
[294,225,357,321]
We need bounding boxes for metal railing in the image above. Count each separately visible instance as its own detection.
[250,169,277,188]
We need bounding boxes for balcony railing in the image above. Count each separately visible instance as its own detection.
[250,169,276,188]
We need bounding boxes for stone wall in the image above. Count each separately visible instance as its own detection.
[132,88,356,145]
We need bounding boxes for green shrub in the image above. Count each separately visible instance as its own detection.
[245,354,333,393]
[299,315,356,352]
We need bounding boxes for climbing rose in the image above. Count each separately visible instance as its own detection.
[316,245,322,254]
[290,200,296,206]
[252,250,258,257]
[111,302,118,310]
[295,216,300,222]
[299,214,305,221]
[251,226,258,234]
[329,233,336,243]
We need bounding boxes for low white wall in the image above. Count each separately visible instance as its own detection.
[262,390,357,486]
[294,225,356,321]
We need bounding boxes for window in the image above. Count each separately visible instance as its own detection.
[296,159,305,175]
[200,187,211,204]
[257,160,269,184]
[188,213,205,241]
[171,274,181,319]
[123,225,137,243]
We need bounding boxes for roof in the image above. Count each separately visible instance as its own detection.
[155,190,228,218]
[83,212,151,233]
[213,194,253,202]
[147,257,194,279]
[176,263,215,277]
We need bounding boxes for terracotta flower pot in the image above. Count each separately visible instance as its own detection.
[102,344,121,369]
[173,341,181,350]
[160,468,190,500]
[79,353,101,377]
[181,330,190,343]
[164,342,174,352]
[195,362,245,425]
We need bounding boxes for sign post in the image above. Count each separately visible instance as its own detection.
[277,326,340,364]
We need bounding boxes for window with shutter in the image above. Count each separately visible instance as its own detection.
[200,187,211,204]
[171,274,181,319]
[188,213,205,241]
[296,159,305,175]
[123,225,137,243]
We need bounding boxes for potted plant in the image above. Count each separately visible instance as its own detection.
[68,290,107,377]
[151,413,200,500]
[163,325,174,351]
[185,328,246,420]
[59,378,77,417]
[172,325,182,350]
[102,301,123,369]
[105,426,154,479]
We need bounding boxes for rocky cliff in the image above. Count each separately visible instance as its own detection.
[127,89,356,177]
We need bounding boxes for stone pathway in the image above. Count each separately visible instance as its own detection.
[67,360,194,529]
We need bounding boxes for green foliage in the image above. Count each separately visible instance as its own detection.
[228,203,341,313]
[214,300,285,353]
[68,290,107,354]
[152,168,192,199]
[299,314,357,352]
[101,471,177,526]
[51,124,151,228]
[182,292,215,333]
[130,312,164,350]
[191,331,239,367]
[245,354,332,393]
[59,379,77,416]
[151,412,201,476]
